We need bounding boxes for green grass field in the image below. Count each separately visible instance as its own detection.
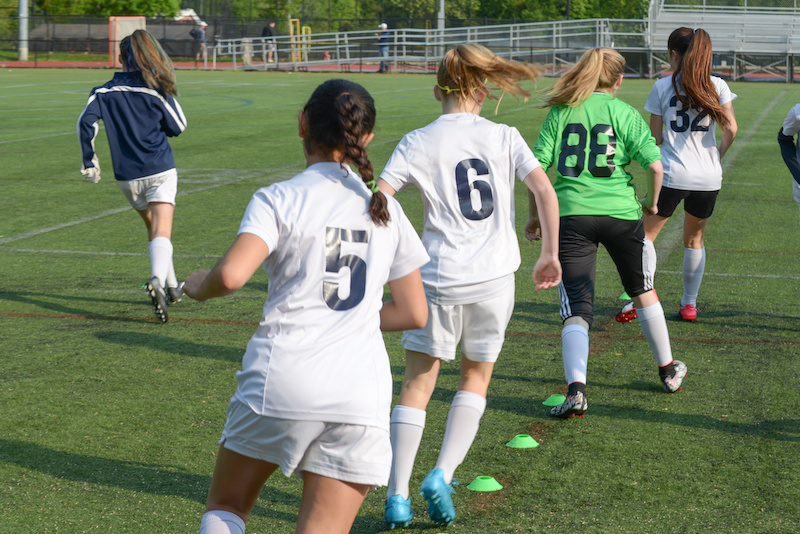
[2,67,800,533]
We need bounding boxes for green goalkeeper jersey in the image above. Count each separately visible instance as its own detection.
[534,92,661,220]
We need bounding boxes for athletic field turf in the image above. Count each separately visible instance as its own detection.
[2,68,799,533]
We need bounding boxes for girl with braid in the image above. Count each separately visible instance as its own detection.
[532,48,685,420]
[617,27,737,323]
[379,43,561,528]
[78,29,187,322]
[183,79,429,534]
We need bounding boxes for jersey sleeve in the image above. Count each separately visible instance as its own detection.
[238,187,281,252]
[509,126,541,181]
[643,81,663,116]
[161,95,188,137]
[380,135,413,192]
[713,77,737,107]
[782,104,800,136]
[533,108,559,172]
[386,199,429,282]
[623,105,662,168]
[77,92,102,170]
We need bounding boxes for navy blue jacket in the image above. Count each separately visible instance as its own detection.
[77,72,187,181]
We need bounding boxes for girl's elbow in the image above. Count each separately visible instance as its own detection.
[409,306,429,330]
[218,271,247,292]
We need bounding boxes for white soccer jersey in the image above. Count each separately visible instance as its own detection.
[380,113,542,305]
[233,162,429,432]
[782,104,800,137]
[644,75,736,191]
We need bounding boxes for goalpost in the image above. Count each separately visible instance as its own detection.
[108,16,147,68]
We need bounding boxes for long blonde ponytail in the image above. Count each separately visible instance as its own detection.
[437,43,543,113]
[543,48,625,107]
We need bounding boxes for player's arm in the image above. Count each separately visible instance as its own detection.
[377,179,397,196]
[649,114,664,145]
[642,160,663,216]
[162,97,188,137]
[77,96,103,182]
[522,167,561,290]
[718,101,737,160]
[184,233,269,301]
[380,269,428,331]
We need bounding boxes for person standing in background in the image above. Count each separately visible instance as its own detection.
[192,21,208,62]
[376,23,390,73]
[261,21,276,63]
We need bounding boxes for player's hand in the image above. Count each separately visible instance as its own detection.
[81,166,101,183]
[524,216,542,241]
[532,254,561,290]
[640,196,658,216]
[183,269,210,300]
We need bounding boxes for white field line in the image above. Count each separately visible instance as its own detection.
[0,131,77,145]
[0,163,304,246]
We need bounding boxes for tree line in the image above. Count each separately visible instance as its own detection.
[12,0,650,25]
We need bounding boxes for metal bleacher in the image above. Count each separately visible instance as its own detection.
[648,0,800,80]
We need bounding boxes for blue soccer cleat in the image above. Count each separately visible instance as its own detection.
[420,468,457,526]
[384,494,414,529]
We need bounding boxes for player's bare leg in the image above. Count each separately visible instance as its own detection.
[385,351,440,528]
[200,445,278,532]
[138,202,179,320]
[297,473,369,534]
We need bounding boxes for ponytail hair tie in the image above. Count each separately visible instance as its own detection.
[365,179,380,194]
[437,84,462,94]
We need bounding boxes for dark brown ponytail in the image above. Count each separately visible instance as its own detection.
[668,27,728,127]
[303,79,390,226]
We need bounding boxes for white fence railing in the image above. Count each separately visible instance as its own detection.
[208,15,800,81]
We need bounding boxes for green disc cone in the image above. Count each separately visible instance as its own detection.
[506,434,539,448]
[467,476,503,492]
[543,394,566,406]
[619,291,631,300]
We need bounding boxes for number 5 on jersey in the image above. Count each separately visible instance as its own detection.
[323,227,368,310]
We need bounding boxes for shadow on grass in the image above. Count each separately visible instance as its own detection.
[571,403,800,442]
[0,290,151,322]
[0,439,299,522]
[95,330,244,362]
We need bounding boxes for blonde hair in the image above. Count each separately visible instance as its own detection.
[120,29,178,97]
[543,48,625,107]
[437,43,543,113]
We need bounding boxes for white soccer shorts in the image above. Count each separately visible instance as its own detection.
[117,169,178,211]
[401,284,515,363]
[219,398,392,487]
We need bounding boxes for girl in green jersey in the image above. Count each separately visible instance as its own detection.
[530,48,687,418]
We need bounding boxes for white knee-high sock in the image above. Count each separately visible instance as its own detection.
[200,510,245,534]
[637,301,673,367]
[682,247,705,307]
[387,405,426,500]
[562,324,589,386]
[166,261,178,289]
[643,238,657,288]
[435,390,486,485]
[149,236,173,287]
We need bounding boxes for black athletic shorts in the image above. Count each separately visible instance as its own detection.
[558,215,653,328]
[657,186,720,219]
